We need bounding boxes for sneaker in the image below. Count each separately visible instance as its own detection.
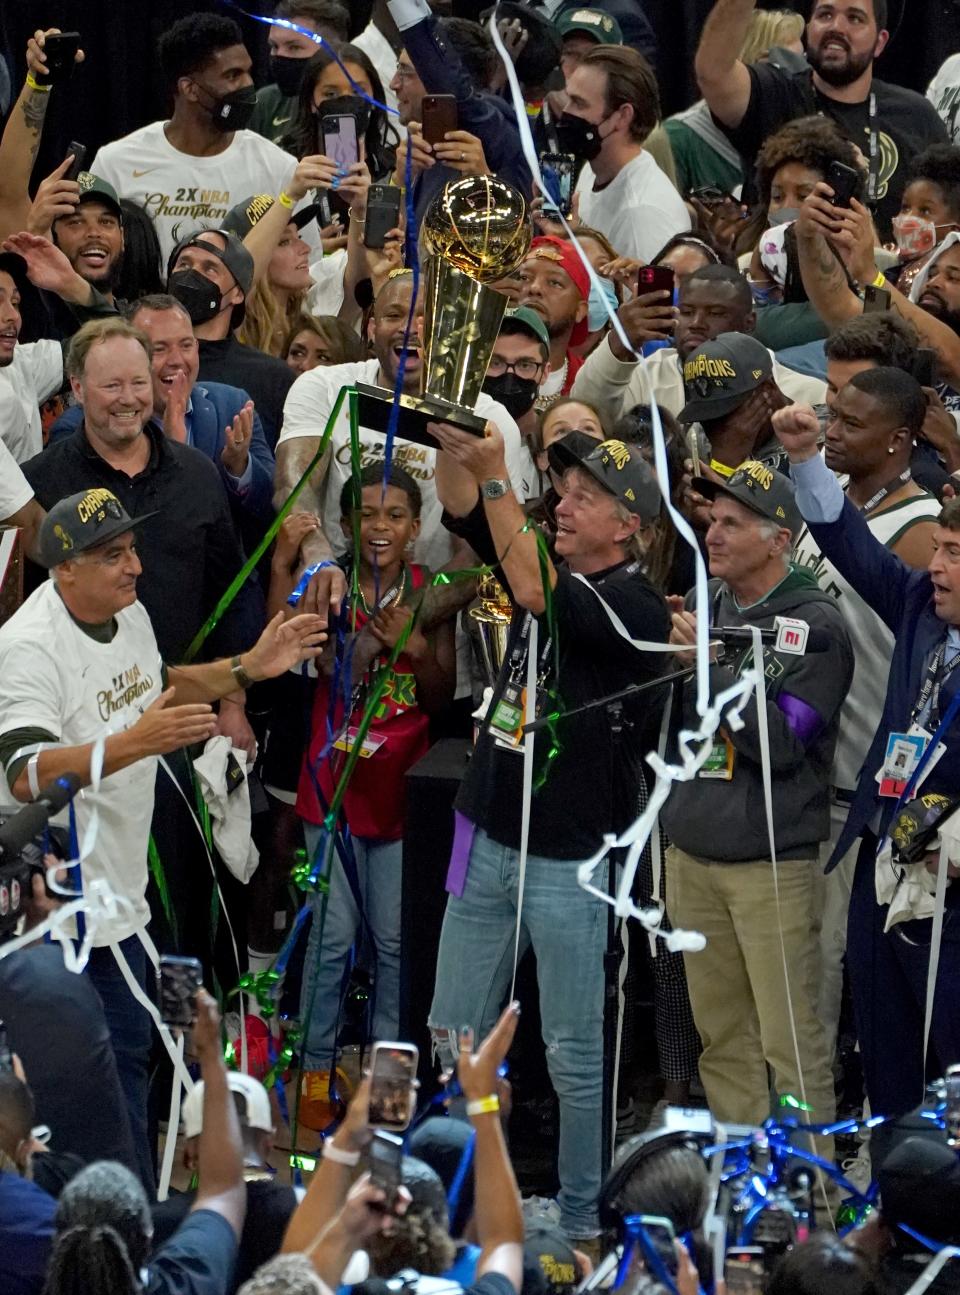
[840,1146,873,1195]
[523,1194,562,1229]
[298,1067,353,1132]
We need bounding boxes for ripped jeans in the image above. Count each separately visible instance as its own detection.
[429,826,607,1238]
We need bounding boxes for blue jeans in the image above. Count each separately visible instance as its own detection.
[299,824,403,1068]
[429,827,607,1239]
[86,937,154,1196]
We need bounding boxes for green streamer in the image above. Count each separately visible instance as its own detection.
[147,834,178,945]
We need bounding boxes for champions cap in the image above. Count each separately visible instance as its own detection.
[523,1221,580,1295]
[692,460,801,535]
[550,436,661,520]
[679,333,773,424]
[71,172,123,223]
[222,193,321,240]
[37,489,157,570]
[181,1071,273,1139]
[555,7,623,45]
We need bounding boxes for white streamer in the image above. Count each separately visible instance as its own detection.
[158,1034,185,1202]
[923,838,950,1082]
[904,1246,960,1294]
[509,617,539,995]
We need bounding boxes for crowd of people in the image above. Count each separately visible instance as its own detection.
[5,0,960,1291]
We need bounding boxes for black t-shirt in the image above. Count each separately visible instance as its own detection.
[722,64,949,235]
[450,504,669,858]
[197,337,294,450]
[152,1180,298,1292]
[145,1209,238,1295]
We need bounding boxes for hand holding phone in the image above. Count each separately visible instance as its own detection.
[725,1247,765,1294]
[64,142,87,183]
[421,94,458,146]
[825,160,860,209]
[364,185,403,250]
[638,264,676,301]
[538,153,575,218]
[321,114,360,172]
[32,32,82,88]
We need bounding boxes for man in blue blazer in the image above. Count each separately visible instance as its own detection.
[776,400,960,1129]
[49,294,275,544]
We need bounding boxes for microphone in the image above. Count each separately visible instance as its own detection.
[714,620,832,655]
[0,774,81,861]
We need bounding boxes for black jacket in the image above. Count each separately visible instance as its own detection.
[197,336,294,450]
[22,420,263,662]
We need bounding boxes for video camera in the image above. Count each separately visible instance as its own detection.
[0,774,79,940]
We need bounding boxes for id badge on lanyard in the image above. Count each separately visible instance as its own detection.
[486,612,550,750]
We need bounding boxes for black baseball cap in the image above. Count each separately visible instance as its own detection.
[72,171,123,223]
[692,459,801,534]
[523,1222,580,1295]
[167,229,255,326]
[37,489,156,570]
[679,333,773,425]
[0,251,28,291]
[879,1136,960,1245]
[221,193,321,241]
[550,436,661,520]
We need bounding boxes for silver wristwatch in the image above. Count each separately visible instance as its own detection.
[480,478,510,500]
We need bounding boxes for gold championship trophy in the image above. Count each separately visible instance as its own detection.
[469,572,514,685]
[355,175,532,447]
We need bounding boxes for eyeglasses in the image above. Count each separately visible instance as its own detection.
[394,62,420,82]
[487,356,543,380]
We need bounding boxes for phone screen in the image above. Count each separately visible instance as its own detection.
[157,955,202,1028]
[321,114,359,171]
[539,153,575,217]
[369,1042,418,1129]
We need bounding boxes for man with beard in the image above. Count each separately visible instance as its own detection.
[695,0,947,235]
[572,264,825,431]
[515,237,590,409]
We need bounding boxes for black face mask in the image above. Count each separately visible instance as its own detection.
[554,111,603,163]
[483,372,539,420]
[314,95,373,137]
[197,83,258,133]
[270,53,311,99]
[168,268,222,325]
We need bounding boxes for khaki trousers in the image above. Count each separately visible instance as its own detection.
[665,845,836,1138]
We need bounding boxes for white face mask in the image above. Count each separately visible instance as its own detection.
[892,213,940,260]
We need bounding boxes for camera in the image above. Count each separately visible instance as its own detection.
[0,775,79,941]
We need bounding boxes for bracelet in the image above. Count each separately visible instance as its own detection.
[708,458,735,479]
[466,1094,500,1116]
[323,1140,361,1166]
[25,73,51,93]
[349,207,366,224]
[278,190,294,209]
[230,654,254,690]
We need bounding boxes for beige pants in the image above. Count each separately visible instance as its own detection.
[666,845,836,1137]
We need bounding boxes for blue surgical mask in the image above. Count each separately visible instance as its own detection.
[768,206,800,227]
[587,276,619,332]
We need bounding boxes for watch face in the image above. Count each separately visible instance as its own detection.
[483,479,508,499]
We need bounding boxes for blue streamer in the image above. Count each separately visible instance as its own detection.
[287,560,337,608]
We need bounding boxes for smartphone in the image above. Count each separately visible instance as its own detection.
[690,185,734,207]
[36,33,81,86]
[539,152,576,218]
[863,283,891,314]
[421,94,458,146]
[725,1247,765,1295]
[826,159,860,209]
[913,346,938,388]
[364,184,403,250]
[368,1040,419,1130]
[946,1063,960,1145]
[637,1215,677,1277]
[321,114,360,172]
[157,954,203,1029]
[687,426,703,477]
[638,264,676,300]
[64,142,87,183]
[368,1128,404,1209]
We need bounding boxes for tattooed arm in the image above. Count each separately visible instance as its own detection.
[0,30,82,241]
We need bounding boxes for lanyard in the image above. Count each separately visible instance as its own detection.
[889,687,960,833]
[911,635,960,729]
[507,610,553,690]
[858,468,911,515]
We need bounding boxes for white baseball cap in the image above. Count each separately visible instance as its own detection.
[181,1072,273,1139]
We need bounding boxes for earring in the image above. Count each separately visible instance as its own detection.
[888,446,895,454]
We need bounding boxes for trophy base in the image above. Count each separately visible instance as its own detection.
[354,383,487,449]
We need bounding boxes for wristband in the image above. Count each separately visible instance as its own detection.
[278,190,294,209]
[466,1094,500,1116]
[708,459,735,479]
[25,74,52,93]
[323,1140,361,1166]
[870,270,887,289]
[230,654,254,690]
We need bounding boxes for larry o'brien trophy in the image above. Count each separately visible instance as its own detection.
[469,572,514,686]
[354,174,532,447]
